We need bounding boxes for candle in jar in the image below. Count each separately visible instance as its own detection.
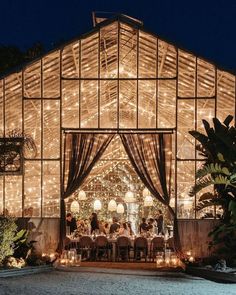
[189,256,194,262]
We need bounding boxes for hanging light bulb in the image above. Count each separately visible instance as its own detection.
[108,199,117,212]
[93,199,102,211]
[70,200,80,213]
[144,195,153,207]
[78,190,87,201]
[117,203,124,214]
[143,188,150,197]
[125,191,135,203]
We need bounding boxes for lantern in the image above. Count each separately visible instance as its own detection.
[108,199,117,212]
[144,195,154,207]
[124,191,135,203]
[78,190,87,201]
[116,203,124,214]
[143,188,150,197]
[93,199,102,211]
[70,200,80,213]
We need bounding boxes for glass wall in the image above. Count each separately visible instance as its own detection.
[0,18,235,218]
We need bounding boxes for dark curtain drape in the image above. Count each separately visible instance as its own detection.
[59,133,115,250]
[120,133,182,254]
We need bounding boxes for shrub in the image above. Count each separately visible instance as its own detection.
[0,215,17,264]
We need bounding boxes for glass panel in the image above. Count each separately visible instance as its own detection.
[43,100,60,158]
[119,23,137,78]
[24,100,41,158]
[43,51,60,98]
[119,80,137,128]
[0,80,3,136]
[5,73,22,132]
[5,175,22,217]
[177,161,195,218]
[0,177,3,214]
[139,31,157,78]
[24,60,41,98]
[178,50,196,97]
[177,99,195,159]
[138,80,156,128]
[100,80,117,128]
[217,71,235,123]
[43,161,60,217]
[158,40,176,78]
[24,161,41,217]
[80,80,98,128]
[62,80,79,128]
[100,23,118,78]
[62,41,80,78]
[197,59,215,97]
[157,79,176,128]
[196,99,215,158]
[81,32,99,78]
[196,161,214,219]
[196,99,215,133]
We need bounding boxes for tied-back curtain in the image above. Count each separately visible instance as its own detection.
[120,133,181,254]
[59,133,115,250]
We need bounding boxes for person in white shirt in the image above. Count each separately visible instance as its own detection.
[118,222,130,236]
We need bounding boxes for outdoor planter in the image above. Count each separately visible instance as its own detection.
[186,265,236,283]
[0,265,53,278]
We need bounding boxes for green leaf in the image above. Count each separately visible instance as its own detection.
[217,153,225,162]
[223,115,234,127]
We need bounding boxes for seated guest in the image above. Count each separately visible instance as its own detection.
[118,222,129,236]
[156,209,164,235]
[127,222,134,236]
[139,217,148,233]
[104,222,110,235]
[66,213,77,234]
[90,212,99,234]
[84,219,91,235]
[99,220,106,235]
[109,217,120,234]
[147,218,156,234]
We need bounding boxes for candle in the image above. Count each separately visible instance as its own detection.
[189,256,194,263]
[165,258,170,265]
[186,250,191,256]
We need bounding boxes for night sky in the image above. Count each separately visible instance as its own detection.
[1,0,236,73]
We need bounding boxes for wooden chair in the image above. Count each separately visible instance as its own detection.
[150,237,165,261]
[94,236,109,261]
[116,236,131,262]
[166,237,175,251]
[134,237,148,262]
[79,236,93,260]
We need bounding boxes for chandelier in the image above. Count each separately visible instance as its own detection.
[93,199,102,211]
[116,203,124,214]
[70,200,80,213]
[144,195,154,207]
[124,191,135,203]
[78,190,87,201]
[108,199,117,212]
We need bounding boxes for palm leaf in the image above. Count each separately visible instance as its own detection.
[198,192,216,202]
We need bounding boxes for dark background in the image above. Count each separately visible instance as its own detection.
[1,0,236,73]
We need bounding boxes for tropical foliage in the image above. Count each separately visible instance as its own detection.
[189,115,236,263]
[189,115,236,218]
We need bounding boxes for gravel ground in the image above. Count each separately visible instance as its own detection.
[0,268,236,295]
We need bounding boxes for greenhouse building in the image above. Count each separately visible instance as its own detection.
[0,14,235,256]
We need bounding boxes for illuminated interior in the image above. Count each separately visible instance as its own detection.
[0,15,235,219]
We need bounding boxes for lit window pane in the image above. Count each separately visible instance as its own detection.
[24,100,41,158]
[100,80,117,128]
[5,175,22,217]
[0,80,3,136]
[24,161,41,217]
[62,80,79,128]
[119,80,137,128]
[158,40,176,78]
[24,61,41,98]
[43,100,60,158]
[197,59,215,97]
[177,161,195,218]
[43,51,60,98]
[62,41,80,78]
[158,80,176,128]
[138,80,156,128]
[43,161,60,217]
[81,80,98,128]
[177,99,195,159]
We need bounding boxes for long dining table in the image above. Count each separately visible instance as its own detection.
[67,234,169,262]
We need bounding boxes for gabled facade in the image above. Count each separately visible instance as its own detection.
[0,14,235,230]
